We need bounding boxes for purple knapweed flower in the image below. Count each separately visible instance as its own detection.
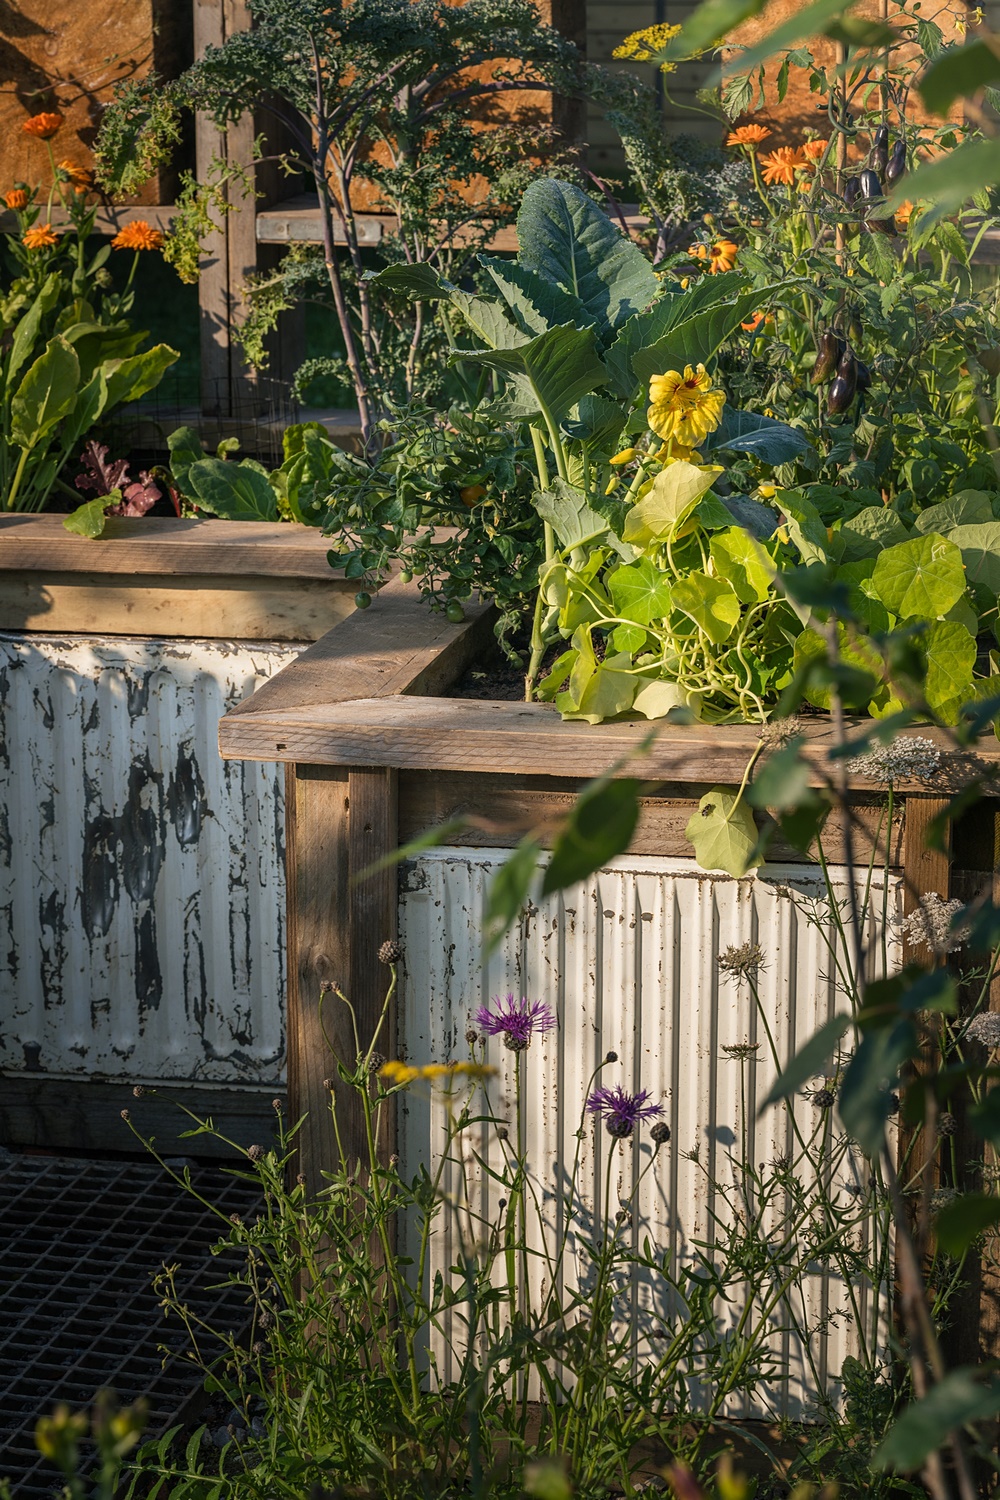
[587,1085,662,1138]
[474,994,556,1052]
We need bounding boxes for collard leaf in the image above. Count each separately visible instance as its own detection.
[684,786,762,876]
[483,838,542,956]
[875,1369,1000,1471]
[480,254,594,337]
[541,779,641,896]
[871,532,966,619]
[632,287,788,385]
[759,1014,851,1109]
[721,493,778,540]
[604,275,748,397]
[450,291,527,352]
[186,458,280,521]
[11,335,81,450]
[516,179,659,333]
[704,406,814,465]
[364,263,451,298]
[459,322,607,425]
[935,1194,1000,1257]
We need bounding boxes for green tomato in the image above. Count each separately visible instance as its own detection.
[399,569,413,584]
[445,600,466,624]
[354,591,372,610]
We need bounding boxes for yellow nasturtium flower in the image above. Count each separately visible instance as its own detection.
[648,365,725,448]
[609,447,636,466]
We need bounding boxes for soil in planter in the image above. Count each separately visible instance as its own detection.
[449,632,602,702]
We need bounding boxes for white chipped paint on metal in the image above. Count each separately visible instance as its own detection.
[397,849,901,1419]
[0,632,296,1084]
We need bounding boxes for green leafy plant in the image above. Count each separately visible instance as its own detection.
[95,0,636,446]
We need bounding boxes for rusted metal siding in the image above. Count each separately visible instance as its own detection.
[398,849,901,1418]
[0,633,297,1085]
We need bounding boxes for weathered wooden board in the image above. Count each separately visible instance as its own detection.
[0,572,355,642]
[0,515,341,579]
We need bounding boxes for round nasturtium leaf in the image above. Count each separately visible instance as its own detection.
[922,619,977,723]
[871,532,967,620]
[671,573,741,644]
[608,557,673,625]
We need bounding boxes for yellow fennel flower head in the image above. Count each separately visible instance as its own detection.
[612,22,681,71]
[609,447,636,466]
[380,1059,495,1088]
[648,366,725,447]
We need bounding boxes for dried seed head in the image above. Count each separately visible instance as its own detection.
[812,1088,836,1110]
[230,1214,242,1227]
[650,1121,672,1145]
[120,1108,130,1122]
[605,1050,618,1064]
[368,1052,385,1074]
[378,940,404,965]
[939,1112,958,1137]
[296,1174,306,1186]
[465,1028,480,1047]
[271,1099,283,1114]
[132,1085,145,1098]
[320,980,337,996]
[322,1078,334,1092]
[497,1127,509,1141]
[718,942,765,985]
[389,1153,399,1167]
[252,1341,266,1357]
[247,1144,264,1163]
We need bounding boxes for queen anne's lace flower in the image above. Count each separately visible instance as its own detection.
[844,736,941,784]
[898,893,970,956]
[967,1013,1000,1049]
[717,942,765,984]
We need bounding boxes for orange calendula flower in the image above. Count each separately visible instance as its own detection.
[801,139,829,161]
[111,219,164,252]
[726,123,772,148]
[760,146,808,186]
[57,159,91,189]
[895,199,915,226]
[741,311,774,333]
[23,223,57,251]
[22,112,63,140]
[5,188,28,210]
[648,365,726,447]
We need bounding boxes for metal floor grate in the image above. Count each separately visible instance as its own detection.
[0,1150,262,1497]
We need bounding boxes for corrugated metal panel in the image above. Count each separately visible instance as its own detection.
[0,632,297,1085]
[398,849,900,1419]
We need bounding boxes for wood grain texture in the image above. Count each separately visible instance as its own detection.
[284,764,351,1194]
[0,573,355,641]
[347,768,398,1172]
[0,516,342,579]
[223,690,996,786]
[398,769,906,866]
[223,576,496,721]
[0,1075,278,1159]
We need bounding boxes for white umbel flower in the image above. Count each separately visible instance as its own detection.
[845,735,941,784]
[967,1013,1000,1049]
[898,893,969,955]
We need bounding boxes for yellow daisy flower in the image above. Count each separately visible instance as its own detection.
[647,366,726,447]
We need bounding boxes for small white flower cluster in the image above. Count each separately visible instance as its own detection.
[898,893,970,956]
[845,735,941,784]
[966,1012,1000,1050]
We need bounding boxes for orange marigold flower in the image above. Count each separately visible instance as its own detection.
[22,112,63,140]
[57,159,91,189]
[741,311,774,333]
[708,239,738,273]
[23,223,57,251]
[726,123,772,148]
[111,219,164,252]
[801,138,828,161]
[760,146,808,186]
[5,188,28,210]
[895,199,915,227]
